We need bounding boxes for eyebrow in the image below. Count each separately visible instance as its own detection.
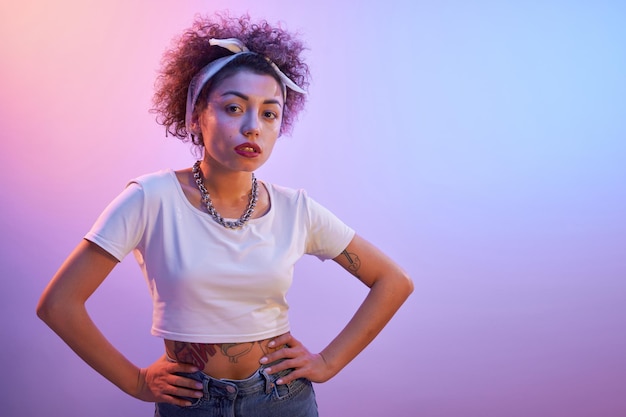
[221,91,283,107]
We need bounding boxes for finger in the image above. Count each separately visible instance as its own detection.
[159,383,204,405]
[172,386,204,400]
[264,356,305,375]
[162,393,200,407]
[274,368,307,385]
[268,333,296,348]
[172,375,204,391]
[170,362,200,374]
[260,346,290,365]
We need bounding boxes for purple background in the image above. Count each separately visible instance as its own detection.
[1,1,625,416]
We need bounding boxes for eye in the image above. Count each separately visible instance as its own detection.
[263,110,279,120]
[225,104,243,114]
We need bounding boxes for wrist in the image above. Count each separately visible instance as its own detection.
[318,351,341,380]
[119,366,145,399]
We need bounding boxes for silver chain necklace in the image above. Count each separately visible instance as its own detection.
[192,160,258,229]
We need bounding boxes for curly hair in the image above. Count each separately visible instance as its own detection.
[151,13,310,146]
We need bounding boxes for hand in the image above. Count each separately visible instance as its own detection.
[134,355,204,406]
[259,333,334,385]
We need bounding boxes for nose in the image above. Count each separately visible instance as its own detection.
[242,112,261,138]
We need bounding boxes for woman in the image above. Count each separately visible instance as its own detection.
[37,13,413,416]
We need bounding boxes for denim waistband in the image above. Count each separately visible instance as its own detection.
[184,366,290,400]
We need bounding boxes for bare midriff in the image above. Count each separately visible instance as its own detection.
[164,333,287,380]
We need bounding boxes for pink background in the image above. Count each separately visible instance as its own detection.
[1,1,625,416]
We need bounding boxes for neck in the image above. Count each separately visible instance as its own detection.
[192,160,259,229]
[198,160,254,202]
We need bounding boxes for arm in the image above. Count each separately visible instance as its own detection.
[260,234,414,384]
[36,239,203,405]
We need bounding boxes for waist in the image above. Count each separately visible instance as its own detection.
[165,334,287,380]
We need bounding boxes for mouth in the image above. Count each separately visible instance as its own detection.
[234,143,261,157]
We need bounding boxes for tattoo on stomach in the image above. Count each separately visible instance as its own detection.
[172,340,271,369]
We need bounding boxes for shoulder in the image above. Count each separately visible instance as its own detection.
[264,182,336,220]
[120,169,179,208]
[264,182,310,207]
[130,169,176,189]
[127,169,179,197]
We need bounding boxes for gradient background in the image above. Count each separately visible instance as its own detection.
[1,1,625,416]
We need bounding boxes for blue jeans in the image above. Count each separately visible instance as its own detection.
[154,367,318,417]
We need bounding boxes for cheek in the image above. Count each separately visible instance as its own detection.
[263,138,279,158]
[205,121,238,144]
[201,108,235,131]
[267,120,282,136]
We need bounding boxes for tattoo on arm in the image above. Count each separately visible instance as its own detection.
[341,249,361,277]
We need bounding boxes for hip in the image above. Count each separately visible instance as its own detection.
[154,366,318,417]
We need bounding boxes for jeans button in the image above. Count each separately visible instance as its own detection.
[226,385,236,394]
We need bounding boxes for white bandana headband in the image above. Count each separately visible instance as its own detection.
[185,38,306,134]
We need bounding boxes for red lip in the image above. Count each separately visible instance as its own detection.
[234,142,261,158]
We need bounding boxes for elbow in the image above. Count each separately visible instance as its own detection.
[373,267,414,301]
[377,268,413,302]
[399,271,414,299]
[36,292,72,327]
[36,294,54,325]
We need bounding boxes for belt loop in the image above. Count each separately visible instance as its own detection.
[203,377,211,400]
[261,367,274,395]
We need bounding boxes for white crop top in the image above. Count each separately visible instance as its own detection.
[85,169,355,343]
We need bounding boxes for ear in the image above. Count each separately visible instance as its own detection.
[189,114,201,135]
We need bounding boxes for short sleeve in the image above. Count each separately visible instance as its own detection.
[84,181,146,262]
[304,194,355,261]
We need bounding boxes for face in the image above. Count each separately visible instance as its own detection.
[195,69,284,173]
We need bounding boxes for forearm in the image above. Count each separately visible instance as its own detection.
[320,272,413,378]
[38,301,141,397]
